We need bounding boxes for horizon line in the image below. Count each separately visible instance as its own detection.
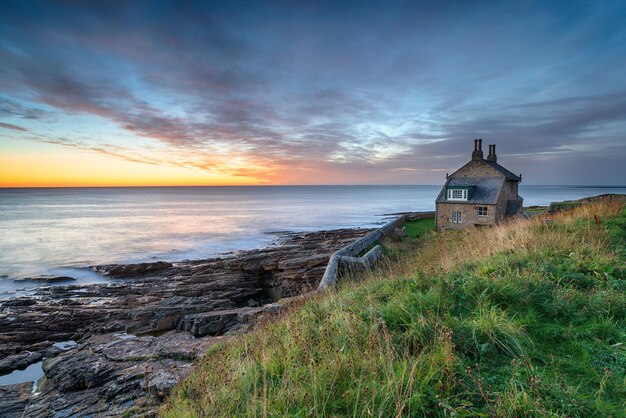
[1,184,626,189]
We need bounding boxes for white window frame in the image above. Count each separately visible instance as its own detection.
[477,206,488,217]
[447,188,468,201]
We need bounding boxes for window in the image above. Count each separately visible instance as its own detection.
[447,188,468,201]
[452,210,462,223]
[477,206,488,217]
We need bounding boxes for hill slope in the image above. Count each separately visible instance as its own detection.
[162,200,625,417]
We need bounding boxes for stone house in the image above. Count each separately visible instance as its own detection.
[435,139,523,230]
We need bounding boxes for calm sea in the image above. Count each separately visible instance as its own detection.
[1,185,624,297]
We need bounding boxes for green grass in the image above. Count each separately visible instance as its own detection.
[524,206,548,214]
[403,218,436,238]
[162,201,626,417]
[548,201,581,213]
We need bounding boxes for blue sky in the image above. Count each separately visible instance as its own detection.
[1,0,625,185]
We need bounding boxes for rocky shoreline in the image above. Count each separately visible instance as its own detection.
[0,228,371,417]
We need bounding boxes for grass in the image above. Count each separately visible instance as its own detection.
[403,218,436,238]
[548,201,581,213]
[162,199,626,417]
[524,206,548,214]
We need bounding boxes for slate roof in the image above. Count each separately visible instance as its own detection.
[436,177,504,205]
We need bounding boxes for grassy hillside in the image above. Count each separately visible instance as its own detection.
[162,200,625,417]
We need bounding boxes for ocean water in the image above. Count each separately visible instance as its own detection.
[0,185,624,297]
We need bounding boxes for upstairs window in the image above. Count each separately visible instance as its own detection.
[477,206,488,217]
[447,188,468,201]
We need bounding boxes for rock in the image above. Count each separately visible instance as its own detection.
[0,382,31,417]
[1,298,37,307]
[22,332,227,416]
[0,227,372,416]
[277,254,330,270]
[43,350,114,392]
[0,351,43,374]
[27,276,76,283]
[94,261,173,278]
[178,307,264,337]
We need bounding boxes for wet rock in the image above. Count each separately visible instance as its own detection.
[94,261,174,278]
[26,276,76,283]
[0,350,43,374]
[0,382,31,417]
[24,332,226,416]
[44,350,114,392]
[0,227,371,416]
[1,297,37,307]
[178,307,264,337]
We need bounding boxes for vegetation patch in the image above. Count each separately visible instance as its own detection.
[162,200,625,417]
[548,201,581,213]
[403,218,436,238]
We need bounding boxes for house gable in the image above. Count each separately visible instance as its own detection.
[448,159,519,181]
[436,177,505,205]
[435,139,523,231]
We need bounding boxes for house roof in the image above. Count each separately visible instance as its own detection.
[483,160,521,181]
[436,177,504,205]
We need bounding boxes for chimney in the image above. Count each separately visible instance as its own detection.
[487,144,497,162]
[472,138,483,160]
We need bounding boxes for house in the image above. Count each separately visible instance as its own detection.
[435,139,523,230]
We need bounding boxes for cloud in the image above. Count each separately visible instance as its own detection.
[0,97,50,120]
[0,122,28,131]
[0,0,625,184]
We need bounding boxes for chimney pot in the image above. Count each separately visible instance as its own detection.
[472,138,484,160]
[487,144,497,162]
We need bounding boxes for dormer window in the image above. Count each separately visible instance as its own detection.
[447,188,468,201]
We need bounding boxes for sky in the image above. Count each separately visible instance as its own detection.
[1,0,626,187]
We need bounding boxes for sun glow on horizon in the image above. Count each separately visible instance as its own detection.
[0,140,268,187]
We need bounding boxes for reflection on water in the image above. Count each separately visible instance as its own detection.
[53,340,78,350]
[0,185,624,297]
[0,361,44,387]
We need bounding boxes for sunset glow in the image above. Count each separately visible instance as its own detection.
[1,1,626,187]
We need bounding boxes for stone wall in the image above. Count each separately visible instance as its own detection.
[437,157,523,230]
[495,180,523,221]
[318,215,407,289]
[451,160,504,178]
[436,202,496,230]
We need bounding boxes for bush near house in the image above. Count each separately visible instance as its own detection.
[162,199,626,417]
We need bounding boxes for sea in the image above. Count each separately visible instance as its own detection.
[1,185,624,298]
